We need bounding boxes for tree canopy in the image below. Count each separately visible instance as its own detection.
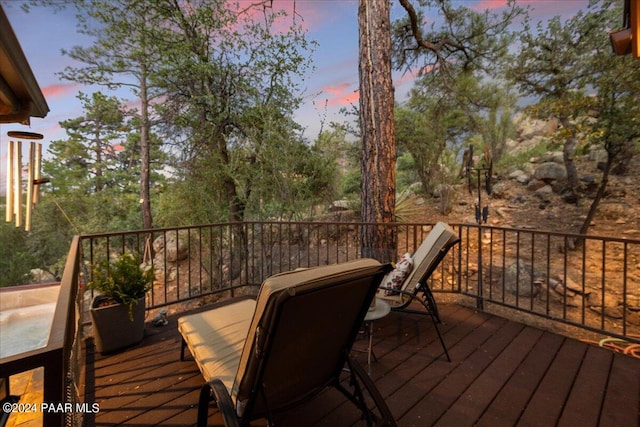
[4,0,639,285]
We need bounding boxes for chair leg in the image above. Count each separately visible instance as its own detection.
[414,293,451,362]
[341,355,397,426]
[421,286,441,323]
[180,338,185,361]
[429,311,451,362]
[198,384,213,427]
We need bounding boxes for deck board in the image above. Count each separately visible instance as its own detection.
[88,302,640,426]
[518,338,587,426]
[476,330,565,426]
[558,345,612,427]
[600,354,640,427]
[437,325,544,426]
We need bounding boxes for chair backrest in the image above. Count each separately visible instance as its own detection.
[231,258,389,420]
[402,222,460,296]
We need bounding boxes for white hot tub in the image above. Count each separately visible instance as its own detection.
[0,283,60,359]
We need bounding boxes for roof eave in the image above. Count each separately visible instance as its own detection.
[0,6,50,125]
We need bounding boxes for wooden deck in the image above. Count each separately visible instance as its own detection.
[88,302,640,427]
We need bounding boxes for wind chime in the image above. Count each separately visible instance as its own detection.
[5,131,49,231]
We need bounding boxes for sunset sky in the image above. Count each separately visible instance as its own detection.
[1,0,592,184]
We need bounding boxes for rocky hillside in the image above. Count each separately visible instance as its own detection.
[416,114,640,240]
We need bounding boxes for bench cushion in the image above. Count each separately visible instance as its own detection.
[178,299,256,392]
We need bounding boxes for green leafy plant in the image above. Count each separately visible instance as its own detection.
[88,253,154,320]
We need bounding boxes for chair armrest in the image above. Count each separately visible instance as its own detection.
[198,379,239,427]
[380,286,441,322]
[209,379,239,427]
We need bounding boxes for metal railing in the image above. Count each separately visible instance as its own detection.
[80,222,444,310]
[0,236,84,427]
[79,221,639,343]
[6,220,637,426]
[456,224,639,341]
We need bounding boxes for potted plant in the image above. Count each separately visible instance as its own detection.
[88,252,154,354]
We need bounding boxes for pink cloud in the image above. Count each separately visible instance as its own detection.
[473,0,510,10]
[319,66,421,108]
[278,1,331,33]
[41,83,77,99]
[42,122,63,138]
[331,90,359,106]
[324,91,358,107]
[394,68,420,87]
[319,81,359,107]
[473,0,588,21]
[225,0,327,35]
[323,83,351,95]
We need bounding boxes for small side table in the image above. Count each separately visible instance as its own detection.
[363,298,391,374]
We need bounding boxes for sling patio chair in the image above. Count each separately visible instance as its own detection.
[178,258,396,427]
[377,222,460,361]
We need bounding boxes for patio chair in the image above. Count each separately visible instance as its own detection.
[178,258,396,427]
[377,222,460,361]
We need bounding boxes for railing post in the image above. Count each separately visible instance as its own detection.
[476,225,484,310]
[42,349,65,427]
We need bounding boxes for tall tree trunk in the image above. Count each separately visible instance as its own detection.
[94,129,104,192]
[358,0,396,262]
[140,65,153,230]
[579,155,613,236]
[559,117,580,200]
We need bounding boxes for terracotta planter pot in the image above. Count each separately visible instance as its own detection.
[90,296,145,354]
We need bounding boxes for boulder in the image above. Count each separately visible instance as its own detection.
[490,181,510,199]
[526,178,547,192]
[589,148,608,163]
[534,162,567,182]
[30,268,56,283]
[531,151,564,164]
[508,169,529,184]
[502,259,540,297]
[153,230,190,262]
[534,185,553,199]
[514,113,558,140]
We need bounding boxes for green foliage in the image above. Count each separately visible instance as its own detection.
[495,139,552,171]
[88,253,154,320]
[395,69,514,196]
[392,0,524,74]
[506,0,618,104]
[341,170,362,199]
[8,0,635,290]
[0,221,36,287]
[394,104,446,196]
[26,197,77,276]
[1,90,168,287]
[394,189,425,223]
[144,0,317,223]
[505,1,620,166]
[41,92,164,232]
[154,179,218,227]
[396,152,419,192]
[44,92,130,192]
